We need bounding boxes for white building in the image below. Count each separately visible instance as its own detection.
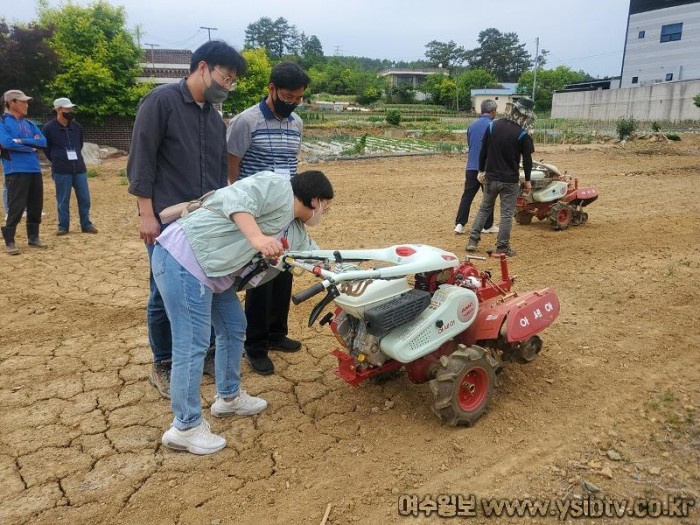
[620,0,700,88]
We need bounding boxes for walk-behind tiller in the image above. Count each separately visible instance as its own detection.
[282,244,560,426]
[516,160,598,230]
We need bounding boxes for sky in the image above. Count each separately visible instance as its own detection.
[5,0,631,78]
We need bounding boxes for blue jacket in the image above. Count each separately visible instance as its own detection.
[0,113,46,174]
[466,114,493,171]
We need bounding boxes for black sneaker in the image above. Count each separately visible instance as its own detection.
[149,360,172,398]
[494,247,517,257]
[245,353,274,375]
[268,337,302,353]
[203,346,215,378]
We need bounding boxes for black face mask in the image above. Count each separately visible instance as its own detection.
[62,111,75,121]
[272,93,298,119]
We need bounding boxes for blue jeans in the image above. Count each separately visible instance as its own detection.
[53,172,94,231]
[146,236,173,364]
[146,224,215,363]
[469,179,519,250]
[152,244,246,430]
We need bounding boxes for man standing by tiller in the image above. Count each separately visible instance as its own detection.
[226,62,309,375]
[0,90,47,255]
[43,97,98,235]
[128,41,247,397]
[466,98,535,258]
[454,99,498,235]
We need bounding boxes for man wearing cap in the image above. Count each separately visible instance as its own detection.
[466,97,535,258]
[0,89,47,255]
[42,97,97,235]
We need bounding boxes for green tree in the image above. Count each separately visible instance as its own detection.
[455,69,500,111]
[516,66,592,111]
[385,83,415,104]
[465,28,532,82]
[424,40,466,69]
[37,0,149,122]
[307,57,381,96]
[694,93,700,108]
[299,33,324,69]
[0,19,60,115]
[423,73,457,107]
[355,86,381,105]
[223,48,271,115]
[244,17,299,60]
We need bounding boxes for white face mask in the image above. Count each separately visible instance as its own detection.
[304,201,324,227]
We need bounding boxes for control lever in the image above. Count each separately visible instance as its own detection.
[308,286,339,327]
[237,237,288,291]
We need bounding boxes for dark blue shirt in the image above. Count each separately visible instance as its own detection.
[42,118,87,174]
[466,114,493,171]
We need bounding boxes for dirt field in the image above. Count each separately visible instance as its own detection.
[1,137,699,525]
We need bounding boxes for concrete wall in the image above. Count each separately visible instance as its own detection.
[472,94,516,114]
[551,79,700,121]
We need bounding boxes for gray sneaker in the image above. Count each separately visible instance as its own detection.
[149,360,171,399]
[466,240,479,252]
[494,247,517,257]
[203,346,215,378]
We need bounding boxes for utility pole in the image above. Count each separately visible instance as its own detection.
[532,37,539,104]
[144,43,159,72]
[134,25,143,48]
[333,45,342,56]
[200,26,218,41]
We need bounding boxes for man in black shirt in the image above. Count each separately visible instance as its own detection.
[466,98,535,257]
[127,41,247,398]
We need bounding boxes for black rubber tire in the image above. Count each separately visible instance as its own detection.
[429,345,497,427]
[549,202,572,230]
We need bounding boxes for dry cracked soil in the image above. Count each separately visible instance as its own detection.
[1,137,699,525]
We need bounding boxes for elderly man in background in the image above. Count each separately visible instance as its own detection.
[0,89,47,255]
[454,99,498,235]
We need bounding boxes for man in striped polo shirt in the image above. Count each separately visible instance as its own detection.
[226,62,310,375]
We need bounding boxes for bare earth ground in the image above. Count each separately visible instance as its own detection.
[1,138,699,525]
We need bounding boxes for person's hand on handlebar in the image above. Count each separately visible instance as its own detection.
[251,235,284,258]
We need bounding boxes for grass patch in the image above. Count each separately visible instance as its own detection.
[87,168,99,178]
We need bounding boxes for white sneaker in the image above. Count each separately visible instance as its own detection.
[211,389,267,417]
[482,226,500,234]
[454,224,465,234]
[161,420,226,455]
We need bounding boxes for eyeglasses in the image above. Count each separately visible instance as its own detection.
[211,66,237,91]
[275,87,304,105]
